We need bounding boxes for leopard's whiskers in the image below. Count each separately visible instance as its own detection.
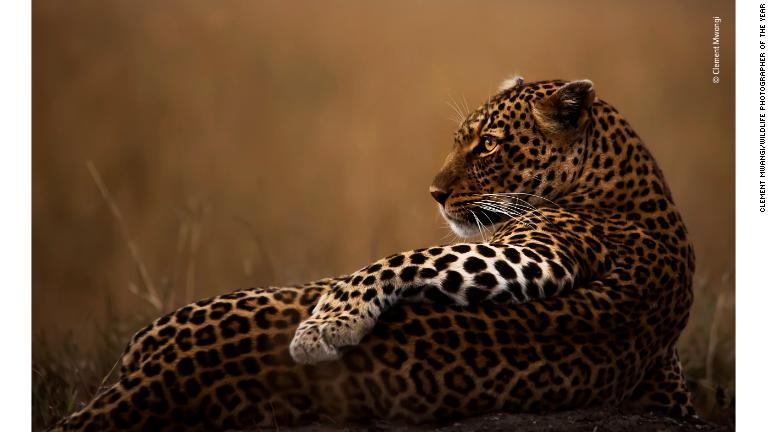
[476,206,501,238]
[474,201,536,231]
[446,97,466,125]
[477,200,532,224]
[468,210,487,242]
[477,195,552,225]
[487,192,563,209]
[472,194,542,218]
[474,209,493,241]
[475,205,531,233]
[460,94,471,117]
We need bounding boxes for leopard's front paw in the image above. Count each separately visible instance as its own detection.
[289,319,340,364]
[289,314,374,364]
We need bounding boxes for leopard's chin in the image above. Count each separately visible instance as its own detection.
[439,206,484,238]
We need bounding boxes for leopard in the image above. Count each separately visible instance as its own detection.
[52,77,696,432]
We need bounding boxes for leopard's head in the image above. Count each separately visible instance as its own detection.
[431,78,596,237]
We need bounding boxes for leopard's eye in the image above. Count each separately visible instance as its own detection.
[475,135,499,156]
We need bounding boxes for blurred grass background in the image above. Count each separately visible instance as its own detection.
[32,0,734,429]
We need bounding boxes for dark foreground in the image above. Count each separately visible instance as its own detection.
[282,408,733,432]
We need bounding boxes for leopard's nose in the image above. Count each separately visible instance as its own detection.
[429,186,450,206]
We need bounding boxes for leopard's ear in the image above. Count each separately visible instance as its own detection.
[533,80,595,134]
[498,75,524,91]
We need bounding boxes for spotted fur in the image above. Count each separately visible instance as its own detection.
[52,78,696,431]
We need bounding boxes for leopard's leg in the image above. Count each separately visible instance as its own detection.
[290,209,614,364]
[623,348,697,418]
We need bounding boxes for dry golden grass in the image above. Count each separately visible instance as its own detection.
[32,0,735,429]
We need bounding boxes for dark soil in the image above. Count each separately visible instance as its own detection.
[282,408,734,432]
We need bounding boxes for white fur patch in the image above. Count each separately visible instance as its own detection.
[439,207,477,238]
[498,75,524,91]
[439,206,507,239]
